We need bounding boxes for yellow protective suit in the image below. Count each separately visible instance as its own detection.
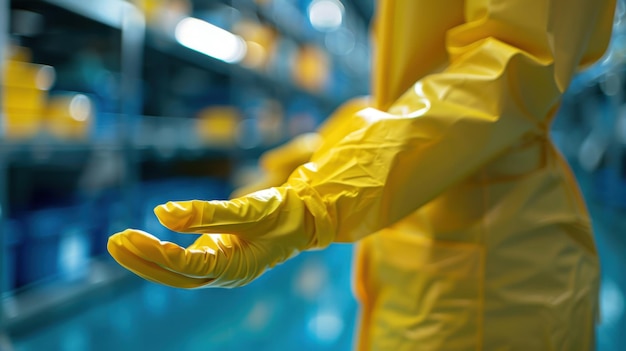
[108,0,617,349]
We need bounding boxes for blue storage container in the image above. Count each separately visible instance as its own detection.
[90,188,127,257]
[57,214,91,282]
[16,206,91,287]
[2,219,22,294]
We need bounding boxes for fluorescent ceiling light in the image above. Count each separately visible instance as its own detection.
[175,17,247,63]
[308,0,344,31]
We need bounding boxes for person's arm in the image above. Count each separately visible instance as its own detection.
[108,0,616,288]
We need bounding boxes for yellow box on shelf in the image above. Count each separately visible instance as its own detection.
[2,109,44,139]
[2,59,56,139]
[3,85,48,112]
[132,0,191,28]
[196,106,240,146]
[45,94,94,140]
[3,59,55,90]
[291,45,330,92]
[233,19,278,70]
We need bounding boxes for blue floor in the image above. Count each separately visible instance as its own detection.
[10,177,626,351]
[589,205,626,351]
[12,244,358,351]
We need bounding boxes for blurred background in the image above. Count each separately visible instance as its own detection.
[0,0,624,350]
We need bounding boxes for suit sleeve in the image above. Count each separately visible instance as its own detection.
[289,0,617,243]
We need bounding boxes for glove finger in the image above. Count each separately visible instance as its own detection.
[108,230,214,288]
[110,242,212,288]
[123,230,235,279]
[110,229,233,279]
[154,188,291,239]
[188,233,221,251]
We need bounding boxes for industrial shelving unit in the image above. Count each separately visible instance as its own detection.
[0,1,146,343]
[0,0,373,345]
[0,0,9,346]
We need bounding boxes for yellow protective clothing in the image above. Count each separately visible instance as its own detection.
[108,0,617,349]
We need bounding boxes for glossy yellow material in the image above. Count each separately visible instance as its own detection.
[109,0,616,349]
[231,96,371,198]
[357,0,614,349]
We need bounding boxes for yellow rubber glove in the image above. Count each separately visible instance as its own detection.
[109,97,372,288]
[108,189,316,288]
